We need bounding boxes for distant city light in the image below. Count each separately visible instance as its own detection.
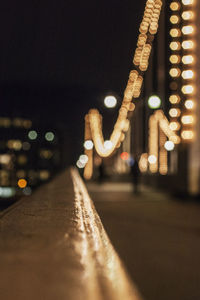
[164,141,175,151]
[39,170,50,180]
[104,96,117,108]
[28,130,38,140]
[148,95,161,109]
[18,179,27,189]
[79,154,88,164]
[45,132,55,142]
[104,140,113,150]
[84,140,93,150]
[0,187,16,198]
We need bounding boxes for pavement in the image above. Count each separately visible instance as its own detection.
[87,181,200,300]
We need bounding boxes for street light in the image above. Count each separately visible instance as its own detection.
[148,95,161,109]
[104,95,117,108]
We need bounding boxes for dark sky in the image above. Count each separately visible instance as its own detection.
[0,0,146,160]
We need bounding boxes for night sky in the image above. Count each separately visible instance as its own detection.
[0,0,146,162]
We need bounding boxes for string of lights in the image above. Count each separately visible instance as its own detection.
[83,0,163,179]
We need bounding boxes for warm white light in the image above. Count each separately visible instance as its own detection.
[104,96,117,108]
[182,40,194,49]
[169,95,180,104]
[84,140,94,150]
[148,95,161,109]
[170,15,179,24]
[169,122,181,131]
[182,85,194,94]
[169,55,180,64]
[185,100,194,109]
[170,28,181,37]
[181,115,194,124]
[169,68,180,77]
[148,155,157,164]
[76,160,85,169]
[164,141,175,151]
[182,0,194,5]
[182,55,194,64]
[182,70,194,79]
[104,140,113,150]
[169,108,181,117]
[181,130,194,140]
[170,2,180,10]
[79,154,88,164]
[182,11,194,20]
[182,25,194,35]
[170,41,181,50]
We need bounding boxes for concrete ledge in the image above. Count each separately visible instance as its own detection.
[0,168,142,300]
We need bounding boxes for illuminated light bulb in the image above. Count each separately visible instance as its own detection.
[170,15,179,24]
[169,108,181,117]
[76,160,85,169]
[84,140,94,150]
[182,25,194,35]
[164,141,175,151]
[120,152,129,161]
[104,140,113,150]
[169,55,180,64]
[182,40,194,49]
[181,115,194,124]
[170,135,181,144]
[148,95,161,109]
[185,100,194,109]
[169,94,180,104]
[28,130,37,140]
[169,68,181,77]
[181,130,194,140]
[18,179,27,189]
[170,41,181,51]
[170,2,180,10]
[182,11,194,20]
[170,28,181,37]
[148,155,157,164]
[182,0,194,5]
[79,154,88,164]
[182,55,194,64]
[45,131,55,142]
[182,85,194,94]
[181,70,194,79]
[169,122,181,131]
[104,95,117,108]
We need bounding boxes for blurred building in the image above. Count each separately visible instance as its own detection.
[131,0,200,196]
[0,117,62,199]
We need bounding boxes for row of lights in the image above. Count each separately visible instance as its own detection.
[169,0,196,141]
[83,0,163,179]
[28,130,55,142]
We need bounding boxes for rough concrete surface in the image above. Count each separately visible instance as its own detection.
[0,169,141,300]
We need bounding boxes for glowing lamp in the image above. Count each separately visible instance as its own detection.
[120,152,129,161]
[148,95,161,109]
[18,179,27,189]
[104,96,117,108]
[164,141,175,151]
[79,154,88,164]
[84,140,94,150]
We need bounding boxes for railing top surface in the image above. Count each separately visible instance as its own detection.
[0,168,142,300]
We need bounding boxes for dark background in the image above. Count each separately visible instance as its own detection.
[0,0,146,164]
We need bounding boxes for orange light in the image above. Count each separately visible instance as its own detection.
[18,179,27,189]
[170,2,180,10]
[169,55,180,64]
[170,28,181,37]
[169,94,180,104]
[120,152,129,161]
[170,15,180,24]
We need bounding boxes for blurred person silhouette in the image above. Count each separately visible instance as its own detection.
[130,157,140,194]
